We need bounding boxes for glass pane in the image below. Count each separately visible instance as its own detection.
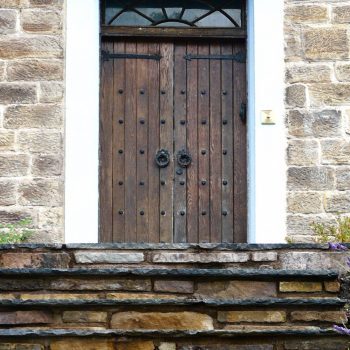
[104,0,243,28]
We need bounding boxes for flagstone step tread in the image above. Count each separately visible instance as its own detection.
[0,268,339,279]
[0,298,345,307]
[0,327,339,338]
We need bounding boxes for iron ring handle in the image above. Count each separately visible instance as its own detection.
[155,149,170,168]
[177,149,192,168]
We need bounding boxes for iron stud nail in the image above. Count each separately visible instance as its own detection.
[118,210,124,215]
[161,119,166,124]
[140,210,145,216]
[180,180,185,185]
[201,120,207,125]
[140,89,145,95]
[118,149,123,154]
[180,120,186,125]
[222,211,228,216]
[223,90,227,95]
[161,210,166,216]
[223,180,228,186]
[161,180,166,185]
[161,90,166,95]
[118,181,123,186]
[201,211,207,216]
[180,211,185,216]
[140,119,145,124]
[200,90,206,95]
[223,149,227,155]
[139,181,145,186]
[140,149,145,154]
[223,120,228,125]
[201,150,206,155]
[201,180,206,185]
[180,90,186,95]
[119,119,124,124]
[118,89,123,94]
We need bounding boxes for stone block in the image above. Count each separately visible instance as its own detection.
[117,341,154,350]
[303,28,349,60]
[1,252,70,268]
[0,278,49,290]
[280,251,350,270]
[62,311,107,323]
[111,311,214,330]
[321,139,350,165]
[218,311,286,323]
[291,311,347,323]
[287,192,323,214]
[251,252,278,262]
[106,292,178,300]
[287,109,342,138]
[179,346,273,350]
[153,280,194,294]
[288,167,335,191]
[309,83,350,107]
[29,0,63,7]
[0,37,63,59]
[32,155,62,177]
[333,5,350,23]
[285,5,328,23]
[285,338,350,350]
[287,214,336,237]
[74,252,144,264]
[0,311,52,325]
[159,343,176,350]
[0,83,36,104]
[37,207,63,228]
[0,210,35,225]
[7,59,63,81]
[152,252,249,263]
[18,179,63,206]
[196,281,277,299]
[0,154,29,177]
[335,63,350,82]
[0,345,43,350]
[324,281,340,293]
[285,84,306,107]
[20,293,99,301]
[336,167,350,190]
[18,131,62,153]
[21,9,61,33]
[50,278,152,291]
[0,181,16,206]
[287,140,319,166]
[0,9,17,34]
[325,191,350,213]
[4,104,63,129]
[39,82,64,103]
[279,282,322,293]
[50,340,114,350]
[286,64,331,83]
[0,131,15,151]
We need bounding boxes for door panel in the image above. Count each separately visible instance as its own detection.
[100,38,247,243]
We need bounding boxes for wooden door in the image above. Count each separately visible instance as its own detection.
[100,38,247,243]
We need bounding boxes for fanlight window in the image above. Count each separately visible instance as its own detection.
[103,0,244,28]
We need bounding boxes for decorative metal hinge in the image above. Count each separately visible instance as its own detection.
[184,52,246,63]
[102,50,162,61]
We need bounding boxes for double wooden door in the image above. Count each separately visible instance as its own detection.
[100,38,247,243]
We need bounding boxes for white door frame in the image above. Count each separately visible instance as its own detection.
[65,0,286,243]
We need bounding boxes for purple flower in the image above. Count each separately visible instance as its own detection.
[328,242,348,251]
[347,257,350,268]
[334,325,350,336]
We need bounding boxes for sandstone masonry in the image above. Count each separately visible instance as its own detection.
[285,0,350,242]
[0,0,64,242]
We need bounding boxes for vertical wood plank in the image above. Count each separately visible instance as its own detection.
[186,42,198,243]
[148,41,160,243]
[159,42,174,243]
[124,41,137,242]
[221,42,234,243]
[99,40,114,242]
[112,40,125,242]
[209,42,222,243]
[233,40,247,243]
[197,43,210,243]
[136,41,149,243]
[173,42,187,243]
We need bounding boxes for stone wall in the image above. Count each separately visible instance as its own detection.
[0,0,64,242]
[285,1,350,242]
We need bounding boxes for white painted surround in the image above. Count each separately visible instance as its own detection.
[65,0,286,243]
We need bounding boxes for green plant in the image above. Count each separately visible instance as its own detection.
[311,216,350,243]
[0,218,33,244]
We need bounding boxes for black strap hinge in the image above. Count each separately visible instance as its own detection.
[102,50,162,61]
[184,52,246,63]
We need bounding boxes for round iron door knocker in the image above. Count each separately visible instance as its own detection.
[177,149,192,168]
[155,149,170,168]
